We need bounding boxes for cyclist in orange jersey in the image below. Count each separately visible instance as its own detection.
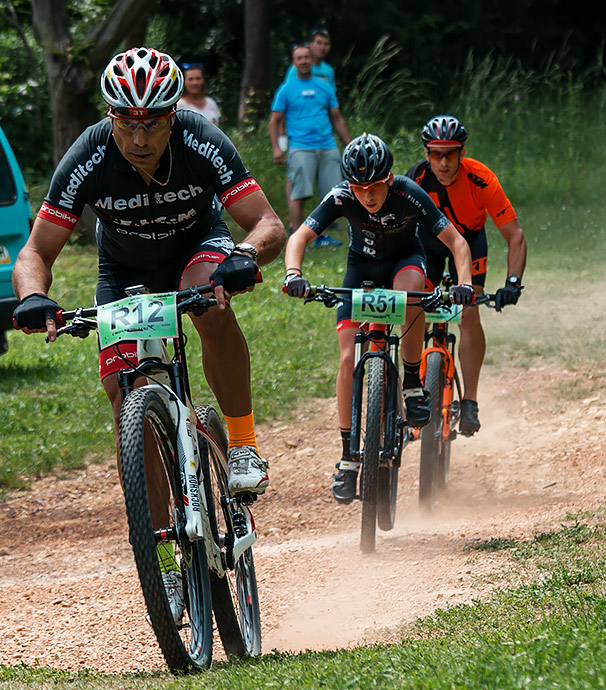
[407,114,527,436]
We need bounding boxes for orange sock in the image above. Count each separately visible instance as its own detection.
[224,412,257,450]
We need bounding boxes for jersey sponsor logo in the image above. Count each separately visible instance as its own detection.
[496,207,508,217]
[38,202,79,229]
[467,172,488,189]
[472,257,487,275]
[219,178,260,207]
[362,244,376,256]
[183,129,235,184]
[59,145,106,210]
[95,185,203,211]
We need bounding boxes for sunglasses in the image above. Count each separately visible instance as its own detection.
[311,27,330,37]
[110,113,172,133]
[427,148,462,162]
[181,62,203,70]
[348,175,390,193]
[291,41,310,51]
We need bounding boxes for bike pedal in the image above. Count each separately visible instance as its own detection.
[237,491,257,506]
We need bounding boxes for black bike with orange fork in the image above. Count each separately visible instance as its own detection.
[418,281,497,511]
[304,282,442,553]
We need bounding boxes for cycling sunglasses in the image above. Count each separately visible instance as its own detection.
[348,175,390,192]
[109,112,173,133]
[426,148,462,162]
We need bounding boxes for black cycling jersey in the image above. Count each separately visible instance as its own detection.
[303,175,450,260]
[39,111,261,271]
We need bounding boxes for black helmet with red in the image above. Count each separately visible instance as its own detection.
[421,115,468,148]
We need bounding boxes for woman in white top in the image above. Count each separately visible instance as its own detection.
[177,63,221,125]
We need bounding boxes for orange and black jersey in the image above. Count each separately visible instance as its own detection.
[405,157,517,233]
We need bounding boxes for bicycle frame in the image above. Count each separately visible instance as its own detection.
[350,322,405,464]
[115,302,256,577]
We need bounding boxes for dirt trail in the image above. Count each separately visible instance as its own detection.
[1,366,604,672]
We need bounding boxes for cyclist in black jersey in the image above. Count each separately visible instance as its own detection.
[13,48,285,500]
[283,133,474,503]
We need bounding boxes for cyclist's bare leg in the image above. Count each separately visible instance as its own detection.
[181,261,253,417]
[336,327,357,430]
[393,268,426,365]
[458,285,485,401]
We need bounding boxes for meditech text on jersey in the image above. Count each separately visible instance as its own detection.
[182,130,234,185]
[59,145,106,210]
[95,186,203,211]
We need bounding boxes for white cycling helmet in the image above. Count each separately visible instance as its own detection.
[101,47,183,116]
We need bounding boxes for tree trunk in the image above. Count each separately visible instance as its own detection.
[31,0,150,164]
[238,0,271,129]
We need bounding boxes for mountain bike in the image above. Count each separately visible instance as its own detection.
[418,280,496,511]
[304,282,441,553]
[52,283,261,671]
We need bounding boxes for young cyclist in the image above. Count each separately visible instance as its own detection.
[407,114,527,435]
[284,133,474,503]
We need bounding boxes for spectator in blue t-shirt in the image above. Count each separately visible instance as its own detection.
[284,27,336,89]
[269,43,350,239]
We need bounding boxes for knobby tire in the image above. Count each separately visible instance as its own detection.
[361,357,385,553]
[419,351,444,512]
[376,371,400,532]
[119,389,213,672]
[195,405,262,658]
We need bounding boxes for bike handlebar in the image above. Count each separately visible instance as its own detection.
[54,283,218,339]
[304,285,498,311]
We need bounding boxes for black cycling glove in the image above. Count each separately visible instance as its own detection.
[282,273,310,298]
[448,284,475,306]
[210,253,259,294]
[495,279,522,312]
[13,293,62,330]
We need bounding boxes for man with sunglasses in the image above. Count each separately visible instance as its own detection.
[13,47,285,501]
[283,133,474,503]
[407,114,527,436]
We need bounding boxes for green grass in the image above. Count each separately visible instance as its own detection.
[3,513,606,688]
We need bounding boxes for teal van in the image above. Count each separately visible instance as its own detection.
[0,125,31,355]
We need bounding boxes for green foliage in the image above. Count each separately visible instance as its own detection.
[0,19,51,177]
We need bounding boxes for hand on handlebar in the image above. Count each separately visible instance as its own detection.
[282,273,310,298]
[448,284,476,306]
[494,281,522,312]
[12,293,64,341]
[210,253,262,309]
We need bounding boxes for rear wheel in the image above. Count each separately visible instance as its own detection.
[119,389,213,672]
[419,352,444,512]
[195,405,261,658]
[360,357,385,553]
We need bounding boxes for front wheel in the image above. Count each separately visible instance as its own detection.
[195,405,262,658]
[419,352,445,512]
[360,357,385,553]
[119,388,213,672]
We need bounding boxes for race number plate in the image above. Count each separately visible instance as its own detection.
[425,302,462,324]
[97,292,178,348]
[350,288,406,324]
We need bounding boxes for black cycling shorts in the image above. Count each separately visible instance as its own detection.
[336,247,427,330]
[96,218,234,306]
[419,225,488,289]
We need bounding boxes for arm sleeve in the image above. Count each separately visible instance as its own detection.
[482,175,517,227]
[303,187,344,235]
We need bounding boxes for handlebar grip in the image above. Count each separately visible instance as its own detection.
[55,309,65,327]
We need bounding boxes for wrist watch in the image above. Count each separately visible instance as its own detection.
[506,275,522,287]
[233,242,258,263]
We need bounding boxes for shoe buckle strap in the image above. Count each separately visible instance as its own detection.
[339,459,361,471]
